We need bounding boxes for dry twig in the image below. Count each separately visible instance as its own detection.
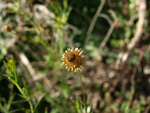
[85,0,106,47]
[99,10,118,48]
[99,13,113,25]
[115,0,146,69]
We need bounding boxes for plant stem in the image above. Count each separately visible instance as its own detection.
[28,99,34,113]
[78,70,87,113]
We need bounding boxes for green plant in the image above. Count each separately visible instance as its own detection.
[3,56,34,113]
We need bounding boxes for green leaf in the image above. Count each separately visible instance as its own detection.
[14,93,26,99]
[12,99,27,104]
[34,94,46,113]
[3,74,10,78]
[3,61,12,77]
[22,78,28,96]
[11,56,17,82]
[9,108,23,113]
[75,99,81,113]
[44,107,48,113]
[10,79,26,99]
[6,57,14,76]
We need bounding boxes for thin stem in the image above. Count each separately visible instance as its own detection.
[28,99,34,113]
[78,70,87,113]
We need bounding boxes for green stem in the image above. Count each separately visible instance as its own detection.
[78,70,87,113]
[28,99,34,113]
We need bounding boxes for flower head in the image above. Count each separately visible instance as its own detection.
[62,48,84,72]
[5,25,12,32]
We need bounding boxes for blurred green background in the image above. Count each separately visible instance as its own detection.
[0,0,150,113]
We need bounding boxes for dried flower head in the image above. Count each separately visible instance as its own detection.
[5,25,12,32]
[62,48,84,72]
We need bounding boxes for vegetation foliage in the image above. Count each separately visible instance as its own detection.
[0,0,150,113]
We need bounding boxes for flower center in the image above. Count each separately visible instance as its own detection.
[67,52,75,62]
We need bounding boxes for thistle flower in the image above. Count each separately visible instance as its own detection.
[62,48,84,72]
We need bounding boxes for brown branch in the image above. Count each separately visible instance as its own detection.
[99,10,118,48]
[115,0,146,69]
[99,13,113,25]
[84,0,106,47]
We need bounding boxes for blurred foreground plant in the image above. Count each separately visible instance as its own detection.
[3,56,34,113]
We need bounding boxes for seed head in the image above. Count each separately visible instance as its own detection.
[62,48,84,72]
